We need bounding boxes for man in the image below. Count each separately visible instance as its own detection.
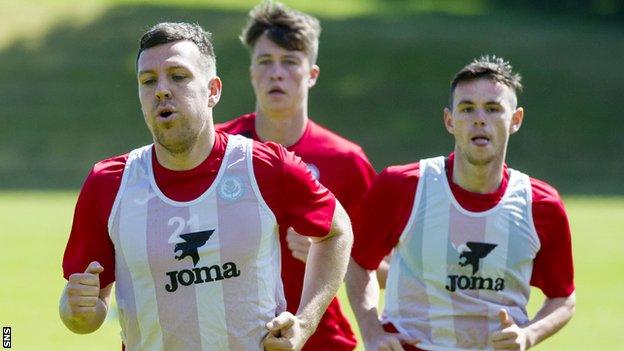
[347,56,575,351]
[59,22,353,351]
[217,2,376,350]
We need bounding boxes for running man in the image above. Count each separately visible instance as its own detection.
[218,3,376,350]
[347,56,575,351]
[60,22,353,351]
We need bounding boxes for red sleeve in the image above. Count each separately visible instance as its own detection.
[351,164,419,270]
[530,178,575,298]
[338,149,377,218]
[253,141,336,238]
[62,155,126,287]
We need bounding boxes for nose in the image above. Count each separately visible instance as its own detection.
[473,109,486,126]
[155,80,171,101]
[269,63,284,81]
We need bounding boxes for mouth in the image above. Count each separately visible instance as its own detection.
[268,88,286,95]
[156,106,176,119]
[471,135,490,146]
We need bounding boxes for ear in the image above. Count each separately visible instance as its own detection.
[207,76,222,108]
[307,64,320,88]
[509,107,524,134]
[443,107,454,134]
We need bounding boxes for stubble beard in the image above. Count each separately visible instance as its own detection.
[153,119,199,156]
[460,145,499,167]
[465,152,496,166]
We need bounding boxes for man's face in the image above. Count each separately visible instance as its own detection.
[137,40,221,154]
[250,33,319,117]
[444,78,523,166]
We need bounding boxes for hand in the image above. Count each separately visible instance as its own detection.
[263,312,310,351]
[286,228,312,263]
[364,329,419,351]
[491,309,530,350]
[65,261,104,320]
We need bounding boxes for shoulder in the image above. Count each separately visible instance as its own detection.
[251,139,303,177]
[306,120,367,156]
[366,162,420,196]
[380,162,421,184]
[85,154,129,191]
[75,153,129,227]
[215,113,255,135]
[251,139,290,163]
[529,177,571,249]
[530,177,566,216]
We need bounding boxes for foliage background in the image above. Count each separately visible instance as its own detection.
[1,0,623,193]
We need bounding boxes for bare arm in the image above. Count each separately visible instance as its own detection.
[264,201,353,350]
[525,293,576,347]
[286,231,390,290]
[59,261,113,334]
[491,293,576,350]
[375,254,391,289]
[345,258,417,351]
[297,201,353,333]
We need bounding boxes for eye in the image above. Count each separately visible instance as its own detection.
[172,74,187,81]
[460,106,474,113]
[141,77,156,85]
[486,106,502,113]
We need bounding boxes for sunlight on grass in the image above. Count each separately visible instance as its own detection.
[0,0,108,49]
[24,0,488,18]
[1,0,488,50]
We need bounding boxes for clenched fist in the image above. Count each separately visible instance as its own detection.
[64,261,104,321]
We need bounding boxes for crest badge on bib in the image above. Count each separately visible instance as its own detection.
[218,176,244,201]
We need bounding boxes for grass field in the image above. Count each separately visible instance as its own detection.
[1,191,622,350]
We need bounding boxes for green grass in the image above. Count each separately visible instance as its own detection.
[1,192,623,350]
[1,1,623,193]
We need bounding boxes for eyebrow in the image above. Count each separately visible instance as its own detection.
[282,54,300,60]
[456,100,475,105]
[456,100,503,105]
[137,65,189,76]
[255,53,300,60]
[137,69,155,76]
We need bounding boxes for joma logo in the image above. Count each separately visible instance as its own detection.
[446,241,504,292]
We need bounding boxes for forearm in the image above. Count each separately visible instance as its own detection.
[345,258,385,341]
[59,283,111,334]
[524,293,576,348]
[296,204,353,336]
[376,254,391,289]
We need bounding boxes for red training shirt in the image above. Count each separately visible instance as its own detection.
[352,153,575,298]
[63,131,336,293]
[217,113,377,351]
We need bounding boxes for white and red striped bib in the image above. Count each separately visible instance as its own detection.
[108,135,284,351]
[383,156,540,351]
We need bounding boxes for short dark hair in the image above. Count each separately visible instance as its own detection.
[449,55,522,107]
[240,1,321,64]
[137,22,216,74]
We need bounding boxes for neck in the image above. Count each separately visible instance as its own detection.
[254,104,308,147]
[451,151,505,194]
[153,123,215,171]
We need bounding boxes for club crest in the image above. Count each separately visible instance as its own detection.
[218,176,244,201]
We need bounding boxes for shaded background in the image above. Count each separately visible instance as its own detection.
[1,0,622,194]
